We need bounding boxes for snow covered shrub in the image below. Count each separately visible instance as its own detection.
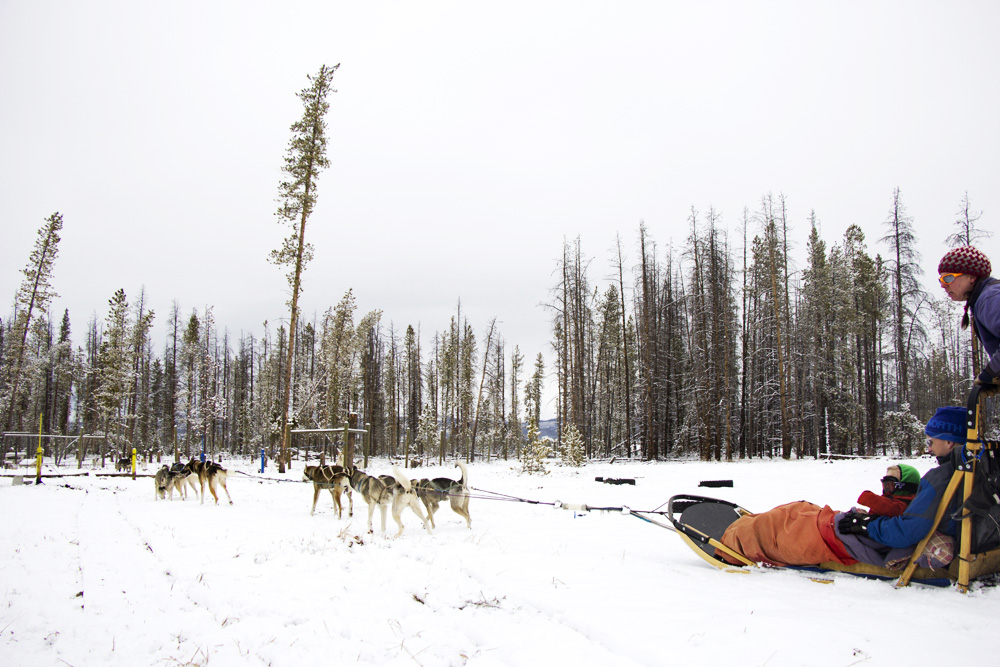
[883,403,925,456]
[560,423,585,467]
[521,421,551,475]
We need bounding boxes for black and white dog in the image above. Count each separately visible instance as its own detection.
[165,461,195,500]
[345,465,431,537]
[413,462,471,529]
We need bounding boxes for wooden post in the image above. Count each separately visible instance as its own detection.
[284,423,292,471]
[362,418,370,468]
[131,447,137,481]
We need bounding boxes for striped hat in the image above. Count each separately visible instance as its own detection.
[938,246,991,278]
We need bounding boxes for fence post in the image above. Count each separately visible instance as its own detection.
[35,414,43,484]
[260,448,266,474]
[131,447,137,480]
[364,421,371,469]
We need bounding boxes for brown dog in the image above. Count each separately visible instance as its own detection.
[302,464,353,518]
[184,459,233,505]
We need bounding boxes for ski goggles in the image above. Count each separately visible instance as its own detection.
[880,476,908,491]
[939,273,963,285]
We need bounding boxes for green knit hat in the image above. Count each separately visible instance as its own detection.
[883,464,920,496]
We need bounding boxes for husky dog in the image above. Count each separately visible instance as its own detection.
[165,462,193,500]
[414,461,471,529]
[153,465,170,500]
[116,456,131,473]
[184,459,233,505]
[302,464,353,518]
[345,466,431,537]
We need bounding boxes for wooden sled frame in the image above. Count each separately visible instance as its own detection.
[668,386,1000,591]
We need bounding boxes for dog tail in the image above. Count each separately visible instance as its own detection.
[455,461,468,488]
[391,466,412,492]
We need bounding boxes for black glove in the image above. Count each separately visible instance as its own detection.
[838,513,874,536]
[976,367,1000,397]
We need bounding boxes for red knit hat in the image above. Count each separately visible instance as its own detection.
[938,246,991,278]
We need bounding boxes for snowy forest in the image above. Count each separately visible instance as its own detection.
[1,189,994,469]
[1,67,995,470]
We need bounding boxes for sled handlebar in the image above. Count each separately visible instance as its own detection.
[967,383,985,451]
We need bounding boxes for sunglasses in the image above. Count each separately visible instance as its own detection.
[939,273,963,285]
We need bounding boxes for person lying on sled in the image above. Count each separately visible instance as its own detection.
[718,406,964,569]
[856,464,920,518]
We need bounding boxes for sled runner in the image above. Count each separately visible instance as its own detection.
[665,495,754,569]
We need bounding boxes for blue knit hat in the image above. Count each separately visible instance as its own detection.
[925,407,967,444]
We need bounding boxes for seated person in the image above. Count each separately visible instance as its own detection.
[856,464,920,517]
[719,406,964,569]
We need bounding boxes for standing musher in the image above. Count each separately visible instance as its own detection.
[937,246,1000,397]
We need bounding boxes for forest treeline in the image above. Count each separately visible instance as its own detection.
[1,190,994,467]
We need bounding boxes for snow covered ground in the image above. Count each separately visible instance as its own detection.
[1,455,997,667]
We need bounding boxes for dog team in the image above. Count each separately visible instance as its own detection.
[151,454,471,537]
[302,460,471,537]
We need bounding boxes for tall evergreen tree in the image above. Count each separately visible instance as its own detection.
[270,63,339,473]
[3,212,63,432]
[946,191,991,248]
[880,187,925,408]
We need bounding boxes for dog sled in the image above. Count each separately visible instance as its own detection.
[541,385,1000,591]
[659,385,1000,591]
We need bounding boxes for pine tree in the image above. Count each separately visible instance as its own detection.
[880,187,925,408]
[319,289,356,428]
[520,420,550,475]
[416,403,438,461]
[3,212,63,432]
[524,353,544,429]
[270,63,339,473]
[560,422,585,467]
[946,192,991,248]
[94,289,133,458]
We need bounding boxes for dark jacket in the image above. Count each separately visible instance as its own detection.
[970,276,1000,376]
[865,452,961,548]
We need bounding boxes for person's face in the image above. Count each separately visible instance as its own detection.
[926,436,957,458]
[940,273,977,302]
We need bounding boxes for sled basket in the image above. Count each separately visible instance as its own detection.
[666,385,1000,591]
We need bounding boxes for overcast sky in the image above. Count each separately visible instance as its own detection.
[2,1,998,418]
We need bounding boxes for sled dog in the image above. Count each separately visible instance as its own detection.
[153,465,170,500]
[414,461,471,529]
[302,464,353,518]
[345,465,431,537]
[184,459,233,505]
[116,456,131,473]
[165,461,194,500]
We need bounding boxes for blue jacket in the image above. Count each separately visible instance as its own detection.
[866,454,960,548]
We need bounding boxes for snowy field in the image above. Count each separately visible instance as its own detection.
[1,455,998,667]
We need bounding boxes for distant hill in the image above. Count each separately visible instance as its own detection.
[538,419,558,440]
[520,418,558,440]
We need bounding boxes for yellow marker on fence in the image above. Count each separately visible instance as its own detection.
[131,448,137,480]
[35,414,43,484]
